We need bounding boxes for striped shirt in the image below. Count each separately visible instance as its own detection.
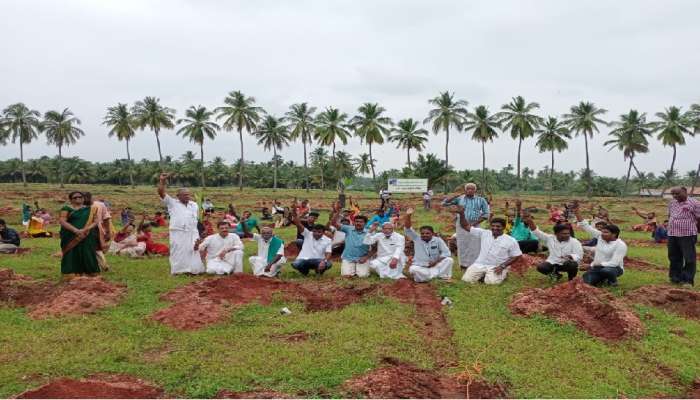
[668,198,700,237]
[442,195,490,223]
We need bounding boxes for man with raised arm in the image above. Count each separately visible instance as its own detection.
[330,202,370,278]
[363,221,406,280]
[523,215,583,282]
[246,226,286,278]
[404,208,453,283]
[456,205,522,285]
[290,207,333,276]
[574,206,627,287]
[442,182,490,270]
[196,221,244,275]
[158,173,204,275]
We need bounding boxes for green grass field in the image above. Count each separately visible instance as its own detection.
[1,184,698,398]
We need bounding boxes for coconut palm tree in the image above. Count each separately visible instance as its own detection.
[534,117,571,197]
[688,103,700,195]
[464,105,501,191]
[176,106,220,188]
[562,101,608,196]
[285,103,317,192]
[604,110,653,196]
[314,107,351,159]
[354,153,374,176]
[350,103,393,181]
[104,103,138,187]
[424,91,468,188]
[495,96,543,192]
[253,115,290,191]
[388,118,428,168]
[1,103,42,186]
[215,90,264,191]
[310,146,330,190]
[132,96,176,165]
[42,108,85,188]
[652,106,693,196]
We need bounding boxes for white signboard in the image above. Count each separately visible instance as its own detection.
[387,178,428,193]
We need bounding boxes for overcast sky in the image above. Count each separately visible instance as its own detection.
[1,0,699,178]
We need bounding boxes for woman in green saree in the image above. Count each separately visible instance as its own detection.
[59,191,100,275]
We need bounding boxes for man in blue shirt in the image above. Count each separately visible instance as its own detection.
[365,208,390,229]
[404,208,453,282]
[442,182,490,270]
[332,211,370,278]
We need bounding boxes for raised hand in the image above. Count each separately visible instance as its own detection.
[405,207,415,216]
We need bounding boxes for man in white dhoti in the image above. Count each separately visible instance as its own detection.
[247,226,286,278]
[442,183,490,271]
[196,221,244,275]
[363,221,406,280]
[456,207,522,285]
[404,208,453,283]
[158,173,204,275]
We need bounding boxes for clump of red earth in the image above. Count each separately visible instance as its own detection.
[625,285,700,319]
[509,254,546,275]
[0,268,126,319]
[623,256,665,271]
[343,357,508,399]
[509,278,644,341]
[16,374,163,399]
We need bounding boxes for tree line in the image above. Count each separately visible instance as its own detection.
[1,91,699,196]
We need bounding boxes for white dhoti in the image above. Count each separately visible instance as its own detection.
[341,259,370,278]
[169,229,205,275]
[461,263,508,285]
[456,225,481,268]
[409,258,454,283]
[369,256,406,280]
[206,250,243,275]
[250,255,286,277]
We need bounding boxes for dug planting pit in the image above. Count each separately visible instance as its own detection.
[625,285,700,320]
[16,374,163,399]
[509,279,644,341]
[0,269,126,319]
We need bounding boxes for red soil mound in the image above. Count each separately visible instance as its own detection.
[343,357,507,399]
[0,269,126,319]
[625,285,700,319]
[509,254,546,275]
[283,242,300,259]
[623,256,666,271]
[510,279,644,341]
[16,374,163,399]
[217,389,291,398]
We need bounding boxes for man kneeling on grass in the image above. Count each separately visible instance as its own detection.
[363,221,406,280]
[330,208,370,278]
[523,216,583,282]
[196,221,244,275]
[404,208,453,283]
[247,226,286,278]
[457,207,522,285]
[574,208,628,287]
[291,208,332,276]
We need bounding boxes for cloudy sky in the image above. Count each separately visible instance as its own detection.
[1,0,699,178]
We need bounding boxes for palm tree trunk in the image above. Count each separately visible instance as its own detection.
[332,143,336,160]
[126,139,134,188]
[200,142,206,189]
[407,148,411,169]
[58,144,64,188]
[481,141,487,193]
[238,128,245,191]
[661,145,677,197]
[516,136,522,193]
[623,157,633,197]
[444,127,450,193]
[303,138,309,192]
[550,149,555,199]
[691,160,700,196]
[155,128,163,164]
[584,133,591,197]
[369,142,376,181]
[273,147,278,191]
[20,139,26,187]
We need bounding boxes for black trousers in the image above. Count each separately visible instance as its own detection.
[291,258,333,276]
[668,235,697,285]
[537,261,579,281]
[518,240,539,254]
[583,266,623,286]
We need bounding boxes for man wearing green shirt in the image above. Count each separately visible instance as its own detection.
[236,211,260,238]
[510,200,539,253]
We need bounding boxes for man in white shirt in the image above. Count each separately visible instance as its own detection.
[291,209,333,276]
[423,189,434,211]
[248,226,286,278]
[196,221,244,275]
[575,208,628,287]
[157,173,204,275]
[457,208,522,285]
[524,217,583,281]
[404,208,453,283]
[363,222,406,280]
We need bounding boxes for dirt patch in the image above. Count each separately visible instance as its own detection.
[509,254,547,275]
[623,256,666,272]
[0,269,126,319]
[510,279,644,341]
[16,373,163,399]
[217,389,292,398]
[687,379,700,398]
[343,357,507,399]
[268,331,312,343]
[283,242,300,259]
[625,285,700,320]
